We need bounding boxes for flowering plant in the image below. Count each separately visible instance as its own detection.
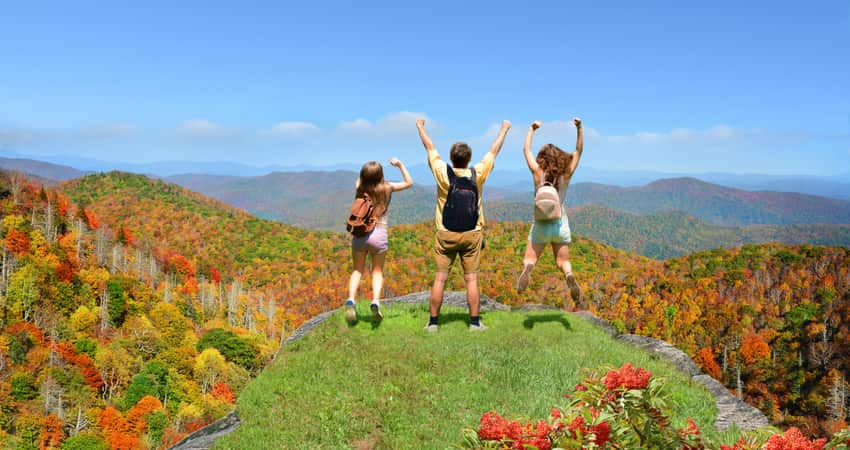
[462,363,850,449]
[463,363,706,449]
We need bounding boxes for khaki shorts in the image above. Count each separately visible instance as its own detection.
[434,230,483,274]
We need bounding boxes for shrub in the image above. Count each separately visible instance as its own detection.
[60,434,109,450]
[197,328,259,371]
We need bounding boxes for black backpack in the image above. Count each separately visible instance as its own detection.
[442,165,479,232]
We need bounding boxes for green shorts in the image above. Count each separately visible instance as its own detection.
[528,215,571,245]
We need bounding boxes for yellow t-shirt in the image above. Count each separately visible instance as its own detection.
[427,149,495,231]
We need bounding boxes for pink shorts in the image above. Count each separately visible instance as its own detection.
[351,226,388,255]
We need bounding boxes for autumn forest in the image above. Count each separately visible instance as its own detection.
[0,169,848,449]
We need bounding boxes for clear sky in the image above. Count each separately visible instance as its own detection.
[1,1,848,175]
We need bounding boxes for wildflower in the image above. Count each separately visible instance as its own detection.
[764,427,827,450]
[604,363,651,390]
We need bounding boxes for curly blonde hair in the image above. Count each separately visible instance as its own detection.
[535,143,572,188]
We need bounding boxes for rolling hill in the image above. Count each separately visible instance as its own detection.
[486,203,850,259]
[167,172,850,259]
[567,177,850,226]
[0,156,87,181]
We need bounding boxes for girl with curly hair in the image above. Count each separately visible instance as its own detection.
[516,118,586,309]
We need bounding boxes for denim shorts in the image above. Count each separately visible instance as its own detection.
[351,226,388,255]
[528,215,571,245]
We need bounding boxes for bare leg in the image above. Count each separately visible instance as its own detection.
[370,252,386,302]
[553,243,583,309]
[429,272,449,317]
[464,273,479,317]
[369,252,386,322]
[348,250,368,300]
[517,241,546,291]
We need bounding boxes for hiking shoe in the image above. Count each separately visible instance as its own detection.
[370,302,383,323]
[565,273,585,310]
[516,264,533,292]
[344,299,357,324]
[469,322,488,332]
[423,323,438,333]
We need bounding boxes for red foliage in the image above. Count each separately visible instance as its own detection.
[209,266,222,284]
[54,341,104,390]
[694,347,722,379]
[169,253,196,278]
[56,259,77,282]
[5,228,31,257]
[211,382,236,403]
[98,407,129,434]
[604,363,651,391]
[119,227,136,246]
[180,276,199,296]
[83,208,100,229]
[741,333,771,365]
[7,322,47,346]
[39,414,64,449]
[764,427,827,450]
[126,395,163,432]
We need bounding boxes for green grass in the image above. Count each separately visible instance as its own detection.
[214,303,717,450]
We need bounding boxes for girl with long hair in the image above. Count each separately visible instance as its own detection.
[344,158,413,323]
[516,118,586,309]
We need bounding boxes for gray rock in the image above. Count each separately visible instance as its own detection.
[169,412,240,450]
[616,334,702,377]
[512,303,560,312]
[693,374,771,431]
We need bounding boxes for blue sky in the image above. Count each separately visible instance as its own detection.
[1,1,848,175]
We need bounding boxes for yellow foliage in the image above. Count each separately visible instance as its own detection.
[70,305,98,335]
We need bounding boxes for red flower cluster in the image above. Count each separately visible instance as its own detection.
[477,411,553,450]
[604,363,652,391]
[677,418,706,449]
[567,414,611,447]
[764,427,827,450]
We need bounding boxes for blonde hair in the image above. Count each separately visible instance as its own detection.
[535,144,572,189]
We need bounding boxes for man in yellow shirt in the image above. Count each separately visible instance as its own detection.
[416,117,511,332]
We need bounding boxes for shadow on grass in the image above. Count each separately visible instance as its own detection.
[522,314,573,331]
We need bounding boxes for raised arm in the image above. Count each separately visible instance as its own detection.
[567,117,583,175]
[523,121,542,174]
[387,157,414,191]
[416,118,436,152]
[487,120,512,158]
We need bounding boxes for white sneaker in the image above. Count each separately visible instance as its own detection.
[469,322,487,332]
[423,323,438,333]
[370,302,383,323]
[344,299,357,324]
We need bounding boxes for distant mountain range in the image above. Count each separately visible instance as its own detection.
[2,151,848,199]
[3,156,849,258]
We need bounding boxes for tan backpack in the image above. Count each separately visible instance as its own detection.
[534,181,562,221]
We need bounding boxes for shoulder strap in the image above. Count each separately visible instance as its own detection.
[446,164,456,183]
[469,167,476,185]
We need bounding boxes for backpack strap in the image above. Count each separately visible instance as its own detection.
[446,164,456,184]
[469,167,477,187]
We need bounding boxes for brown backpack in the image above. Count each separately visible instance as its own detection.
[346,193,377,236]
